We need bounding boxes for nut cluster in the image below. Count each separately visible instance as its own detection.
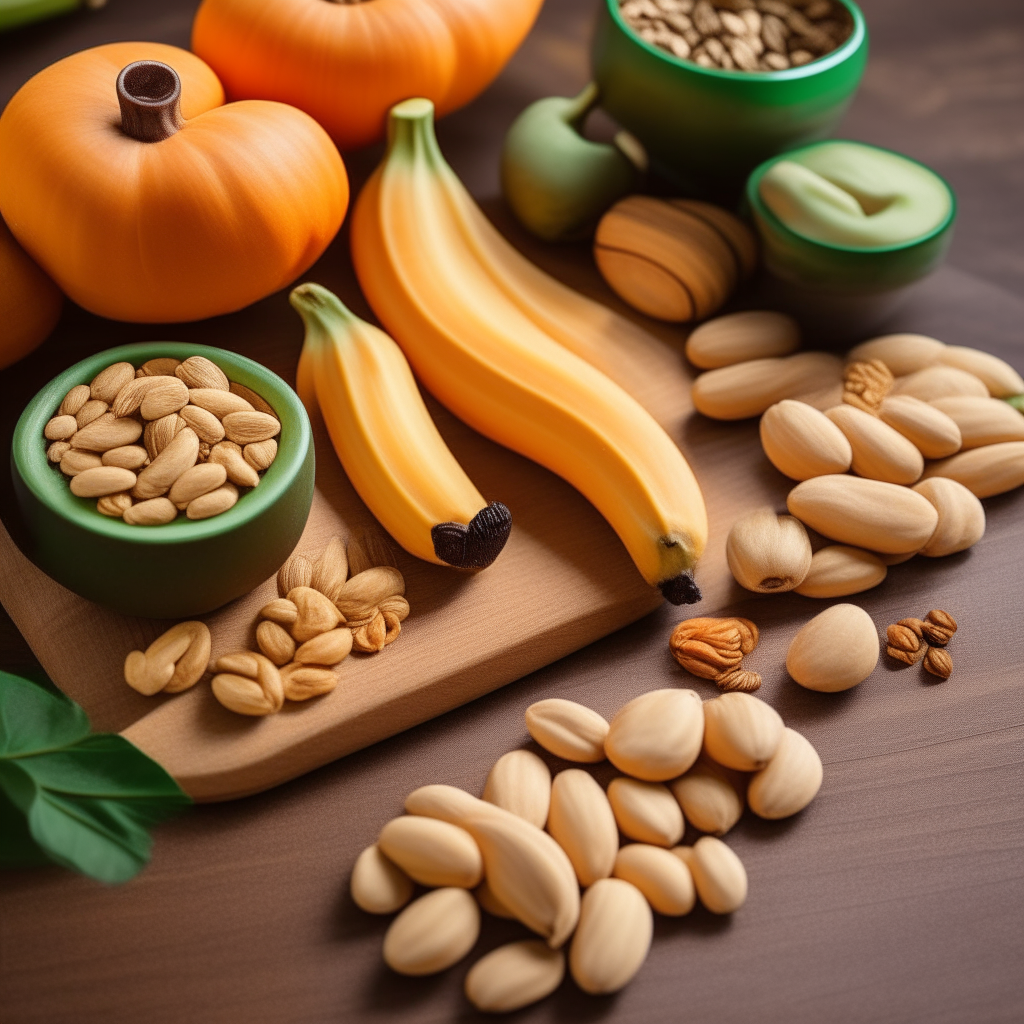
[44,356,279,525]
[842,358,894,414]
[618,0,852,72]
[885,609,957,680]
[669,616,762,692]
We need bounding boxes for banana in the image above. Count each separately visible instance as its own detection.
[290,283,512,569]
[350,98,707,602]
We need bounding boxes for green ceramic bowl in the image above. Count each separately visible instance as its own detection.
[11,342,314,619]
[591,0,868,195]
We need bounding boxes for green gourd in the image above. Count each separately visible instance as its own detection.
[0,0,104,32]
[500,83,646,242]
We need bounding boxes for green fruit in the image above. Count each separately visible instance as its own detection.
[501,83,645,242]
[0,0,103,32]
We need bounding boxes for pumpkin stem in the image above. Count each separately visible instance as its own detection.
[117,61,185,143]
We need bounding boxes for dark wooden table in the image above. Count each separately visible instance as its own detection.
[2,2,1023,1022]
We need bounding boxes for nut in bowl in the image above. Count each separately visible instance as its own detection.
[12,342,314,619]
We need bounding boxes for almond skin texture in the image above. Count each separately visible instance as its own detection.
[464,940,565,1013]
[685,310,799,369]
[187,388,253,417]
[607,777,684,847]
[547,769,619,886]
[175,355,230,391]
[676,836,747,914]
[69,466,137,498]
[59,384,91,417]
[702,692,784,771]
[892,365,988,402]
[669,759,745,836]
[221,410,281,445]
[44,414,78,441]
[482,749,551,829]
[569,878,653,995]
[186,483,239,520]
[179,404,226,444]
[747,727,823,819]
[382,888,480,977]
[787,604,879,692]
[255,620,296,666]
[794,545,888,598]
[760,399,853,480]
[726,507,812,593]
[921,441,1024,498]
[930,396,1024,449]
[60,450,103,476]
[613,844,696,916]
[378,816,482,889]
[878,395,962,459]
[475,878,516,919]
[525,698,609,763]
[847,334,945,377]
[912,478,986,557]
[71,413,143,452]
[89,361,135,402]
[133,427,199,499]
[937,345,1024,397]
[294,628,353,667]
[102,445,149,470]
[605,689,704,781]
[405,784,506,827]
[787,475,939,554]
[123,497,177,526]
[168,462,227,507]
[350,844,414,915]
[825,404,924,485]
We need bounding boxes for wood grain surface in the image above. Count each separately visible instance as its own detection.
[2,1,1023,1022]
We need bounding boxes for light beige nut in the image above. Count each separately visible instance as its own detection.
[89,361,135,402]
[278,553,313,597]
[44,414,78,441]
[187,387,253,417]
[256,620,296,666]
[101,445,149,470]
[75,399,109,428]
[474,878,516,919]
[847,333,945,377]
[842,358,893,413]
[921,441,1024,498]
[97,492,133,518]
[569,878,652,995]
[162,621,212,693]
[759,399,853,481]
[669,758,745,836]
[482,749,551,829]
[787,474,939,554]
[668,616,757,679]
[309,536,349,604]
[912,478,985,557]
[175,355,230,391]
[243,438,277,472]
[58,384,91,417]
[186,482,239,520]
[726,507,812,593]
[69,465,137,498]
[109,376,159,418]
[607,777,684,847]
[294,627,353,666]
[143,413,186,460]
[288,586,343,641]
[747,726,823,818]
[525,698,609,763]
[794,545,888,598]
[892,365,989,402]
[346,528,398,576]
[382,888,480,977]
[133,427,199,499]
[350,597,406,652]
[937,345,1024,397]
[350,844,413,914]
[692,351,844,421]
[230,381,276,416]
[787,603,878,692]
[207,440,260,488]
[71,413,143,452]
[279,662,338,701]
[547,768,619,887]
[378,815,483,888]
[464,939,565,1013]
[716,668,763,693]
[124,497,178,526]
[124,621,209,695]
[930,395,1024,449]
[405,784,509,827]
[463,810,580,949]
[336,566,405,621]
[211,651,284,716]
[260,598,298,625]
[924,646,953,679]
[221,410,281,445]
[138,357,181,377]
[605,689,704,781]
[703,691,785,771]
[825,404,924,485]
[613,843,696,916]
[684,310,799,369]
[47,440,71,463]
[675,836,747,914]
[60,450,103,476]
[877,395,961,459]
[179,404,226,444]
[168,462,227,508]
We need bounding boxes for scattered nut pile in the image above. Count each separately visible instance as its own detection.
[688,316,1024,599]
[670,615,762,691]
[123,534,410,714]
[886,609,957,680]
[44,355,280,525]
[618,0,852,72]
[350,687,821,1011]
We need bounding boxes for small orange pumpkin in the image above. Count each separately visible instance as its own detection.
[191,0,544,150]
[0,216,63,370]
[0,42,348,323]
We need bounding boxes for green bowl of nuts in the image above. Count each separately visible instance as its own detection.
[591,0,869,196]
[11,342,315,619]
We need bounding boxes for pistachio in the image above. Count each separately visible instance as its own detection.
[607,777,684,847]
[378,815,483,889]
[547,768,619,886]
[569,878,652,994]
[464,940,565,1013]
[825,404,924,485]
[350,844,414,914]
[382,888,480,976]
[878,395,961,459]
[613,843,695,916]
[921,441,1024,498]
[930,396,1024,449]
[793,545,888,598]
[525,698,609,763]
[684,310,799,369]
[482,749,551,829]
[759,399,853,480]
[669,758,745,836]
[912,478,985,557]
[786,603,879,692]
[726,507,812,592]
[892,365,989,402]
[747,727,823,819]
[604,689,704,781]
[703,691,785,771]
[847,333,945,377]
[674,836,747,914]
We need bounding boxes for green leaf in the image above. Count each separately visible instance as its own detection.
[0,670,89,756]
[0,784,52,868]
[1005,394,1024,414]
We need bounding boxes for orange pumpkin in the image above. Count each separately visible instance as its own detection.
[191,0,544,150]
[0,216,63,370]
[0,42,348,323]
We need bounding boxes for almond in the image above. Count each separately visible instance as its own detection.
[124,624,195,696]
[937,345,1024,397]
[569,878,652,994]
[279,663,338,701]
[703,691,784,771]
[382,888,480,976]
[350,844,413,915]
[187,388,253,417]
[336,567,405,621]
[138,357,181,377]
[72,412,143,452]
[464,940,565,1013]
[110,376,159,418]
[44,414,78,441]
[378,815,483,888]
[892,365,988,402]
[405,784,507,826]
[133,427,199,499]
[726,507,812,593]
[759,399,853,480]
[59,450,103,476]
[793,545,888,597]
[294,627,352,666]
[168,462,227,507]
[69,466,137,498]
[309,536,349,604]
[787,603,878,692]
[877,395,961,459]
[211,652,283,715]
[288,586,343,641]
[175,355,230,391]
[825,404,924,484]
[222,410,281,445]
[474,878,516,919]
[74,399,108,428]
[101,445,148,470]
[260,597,298,625]
[747,727,823,819]
[96,493,132,517]
[243,438,277,472]
[162,621,211,693]
[684,310,799,369]
[847,333,945,377]
[58,384,91,417]
[605,689,704,781]
[525,698,609,763]
[207,440,260,488]
[186,482,238,520]
[46,440,71,463]
[256,620,296,666]
[123,497,177,526]
[613,844,695,916]
[546,768,619,886]
[179,404,226,444]
[482,749,551,829]
[669,758,745,836]
[278,554,313,598]
[89,361,135,402]
[675,836,747,914]
[921,441,1024,498]
[230,381,276,416]
[144,413,186,460]
[912,478,986,557]
[930,396,1024,449]
[607,777,684,847]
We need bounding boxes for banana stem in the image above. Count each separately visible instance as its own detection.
[432,502,513,569]
[561,82,601,130]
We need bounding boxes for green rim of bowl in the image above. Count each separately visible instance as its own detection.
[606,0,867,82]
[12,342,311,547]
[746,138,958,255]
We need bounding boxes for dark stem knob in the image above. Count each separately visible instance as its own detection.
[117,60,184,143]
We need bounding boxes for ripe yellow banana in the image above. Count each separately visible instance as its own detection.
[350,98,707,602]
[290,282,512,569]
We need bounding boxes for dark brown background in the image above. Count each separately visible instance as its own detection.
[1,1,1023,1022]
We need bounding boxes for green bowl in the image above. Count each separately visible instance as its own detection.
[11,342,315,619]
[591,0,869,195]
